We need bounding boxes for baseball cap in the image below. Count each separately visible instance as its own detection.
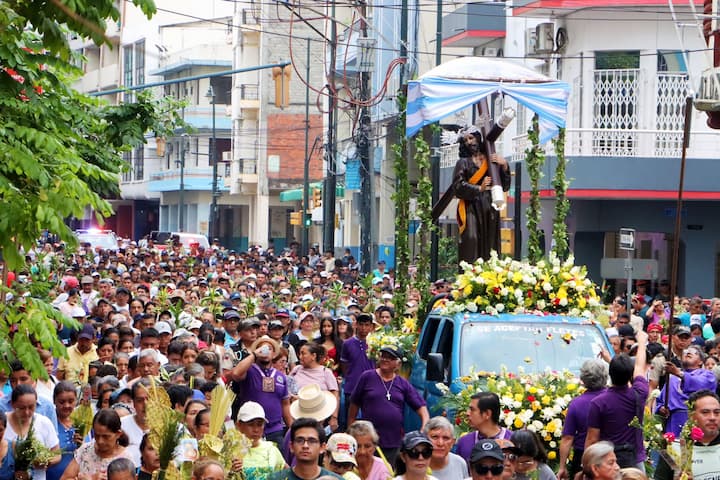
[268,320,284,330]
[301,294,314,302]
[223,310,241,321]
[647,323,663,333]
[379,345,403,359]
[327,433,358,466]
[276,308,290,318]
[372,277,383,285]
[155,321,173,335]
[240,318,261,330]
[470,440,505,463]
[356,313,374,324]
[300,280,312,289]
[229,292,242,301]
[236,401,267,423]
[78,323,96,340]
[279,288,292,295]
[81,276,94,284]
[617,325,635,337]
[401,431,433,451]
[188,319,203,330]
[674,326,692,337]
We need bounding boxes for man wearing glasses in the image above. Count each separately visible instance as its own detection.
[268,417,342,480]
[656,344,717,436]
[468,440,506,480]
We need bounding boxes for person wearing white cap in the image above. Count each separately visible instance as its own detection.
[324,433,361,480]
[235,402,287,479]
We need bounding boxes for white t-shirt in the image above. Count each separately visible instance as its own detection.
[121,414,147,467]
[431,452,470,480]
[4,413,59,480]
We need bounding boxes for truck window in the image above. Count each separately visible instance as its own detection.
[417,317,440,360]
[436,321,454,380]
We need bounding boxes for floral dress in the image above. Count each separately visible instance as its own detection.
[74,442,135,480]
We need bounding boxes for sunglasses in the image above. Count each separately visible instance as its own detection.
[405,448,433,459]
[474,464,504,476]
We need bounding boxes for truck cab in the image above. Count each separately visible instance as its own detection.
[407,312,612,425]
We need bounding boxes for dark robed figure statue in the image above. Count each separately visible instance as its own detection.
[452,127,511,264]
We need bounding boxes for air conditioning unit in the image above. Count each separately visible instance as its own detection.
[222,151,233,162]
[535,23,555,54]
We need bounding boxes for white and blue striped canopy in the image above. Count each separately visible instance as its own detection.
[406,57,570,144]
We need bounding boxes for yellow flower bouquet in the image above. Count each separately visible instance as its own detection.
[436,252,602,317]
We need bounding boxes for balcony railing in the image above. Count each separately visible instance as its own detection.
[510,128,718,162]
[238,84,259,100]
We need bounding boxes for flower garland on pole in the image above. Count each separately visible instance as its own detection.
[551,128,570,260]
[392,93,410,312]
[525,115,545,263]
[413,130,436,316]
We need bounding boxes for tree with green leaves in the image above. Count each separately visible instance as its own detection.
[0,0,187,378]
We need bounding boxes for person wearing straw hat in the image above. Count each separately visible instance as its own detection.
[230,334,292,445]
[290,384,338,422]
[348,345,429,467]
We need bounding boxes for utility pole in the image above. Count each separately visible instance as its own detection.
[302,38,311,256]
[429,0,443,281]
[358,1,373,273]
[206,86,218,240]
[322,1,338,253]
[179,133,189,232]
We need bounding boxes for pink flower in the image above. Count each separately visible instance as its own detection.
[663,432,676,442]
[691,427,704,442]
[3,67,25,83]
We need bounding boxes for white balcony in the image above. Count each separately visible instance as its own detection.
[510,128,718,162]
[76,63,120,92]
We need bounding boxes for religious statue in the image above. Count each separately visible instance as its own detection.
[452,126,511,264]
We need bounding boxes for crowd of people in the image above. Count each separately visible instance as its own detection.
[2,238,720,480]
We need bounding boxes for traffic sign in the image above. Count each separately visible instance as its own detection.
[619,228,635,250]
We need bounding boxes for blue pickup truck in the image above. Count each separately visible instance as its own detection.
[404,311,612,429]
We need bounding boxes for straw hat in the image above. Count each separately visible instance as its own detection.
[289,384,337,421]
[250,335,280,354]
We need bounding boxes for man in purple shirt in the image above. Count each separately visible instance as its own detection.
[339,313,375,429]
[348,345,429,467]
[455,392,513,462]
[586,330,649,470]
[557,359,608,480]
[230,335,293,445]
[656,344,717,436]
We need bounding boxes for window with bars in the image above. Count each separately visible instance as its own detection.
[123,45,133,102]
[133,146,144,181]
[122,151,132,183]
[135,40,145,86]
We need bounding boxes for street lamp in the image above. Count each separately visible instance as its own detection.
[205,85,218,240]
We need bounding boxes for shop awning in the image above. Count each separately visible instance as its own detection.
[279,182,345,202]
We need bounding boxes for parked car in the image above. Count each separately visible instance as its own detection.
[74,229,119,252]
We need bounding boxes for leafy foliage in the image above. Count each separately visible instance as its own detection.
[551,128,570,260]
[413,131,436,318]
[0,0,178,379]
[391,93,410,311]
[525,115,545,263]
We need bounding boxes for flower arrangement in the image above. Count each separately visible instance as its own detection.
[438,368,583,466]
[14,421,57,479]
[628,389,664,475]
[665,417,705,480]
[70,384,94,439]
[436,252,602,318]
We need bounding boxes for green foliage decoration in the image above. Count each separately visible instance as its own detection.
[551,128,570,260]
[413,129,437,318]
[391,93,410,311]
[525,115,545,264]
